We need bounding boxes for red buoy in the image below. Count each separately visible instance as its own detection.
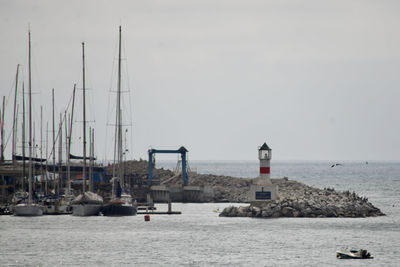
[144,214,150,221]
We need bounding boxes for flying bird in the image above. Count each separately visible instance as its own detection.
[331,163,342,168]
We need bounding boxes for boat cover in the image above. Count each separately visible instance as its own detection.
[71,192,103,204]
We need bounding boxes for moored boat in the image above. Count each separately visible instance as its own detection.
[102,26,136,217]
[14,30,44,216]
[14,203,44,216]
[41,195,72,215]
[72,203,102,216]
[71,191,103,216]
[70,42,103,216]
[102,201,137,216]
[0,204,13,215]
[336,249,373,259]
[102,187,136,216]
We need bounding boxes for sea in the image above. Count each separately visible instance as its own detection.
[0,161,399,266]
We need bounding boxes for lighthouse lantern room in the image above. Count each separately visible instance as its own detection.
[259,143,271,160]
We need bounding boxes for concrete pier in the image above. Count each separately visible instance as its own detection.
[149,185,214,203]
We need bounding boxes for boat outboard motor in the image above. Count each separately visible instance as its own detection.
[361,250,367,258]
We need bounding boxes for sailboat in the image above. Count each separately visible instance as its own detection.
[71,42,103,216]
[102,26,137,216]
[42,91,72,215]
[14,30,44,216]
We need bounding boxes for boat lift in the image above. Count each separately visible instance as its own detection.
[148,146,188,186]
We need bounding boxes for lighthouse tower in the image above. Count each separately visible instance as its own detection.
[259,142,272,183]
[249,142,279,204]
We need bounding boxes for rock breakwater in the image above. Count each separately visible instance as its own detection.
[220,179,384,218]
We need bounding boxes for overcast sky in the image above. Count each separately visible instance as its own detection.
[1,0,399,162]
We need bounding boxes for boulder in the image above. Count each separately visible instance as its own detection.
[281,207,294,217]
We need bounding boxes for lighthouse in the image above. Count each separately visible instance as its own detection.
[249,142,279,204]
[259,142,272,183]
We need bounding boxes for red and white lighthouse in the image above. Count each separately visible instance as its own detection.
[249,142,279,204]
[258,142,272,183]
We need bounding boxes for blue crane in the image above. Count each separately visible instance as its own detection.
[147,146,188,186]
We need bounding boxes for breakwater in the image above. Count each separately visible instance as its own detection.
[219,178,384,218]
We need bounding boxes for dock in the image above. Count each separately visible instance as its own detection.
[137,211,181,215]
[137,200,181,215]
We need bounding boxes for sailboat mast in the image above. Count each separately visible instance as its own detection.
[12,64,20,163]
[22,83,25,191]
[67,85,76,195]
[0,107,1,159]
[52,88,56,194]
[28,30,33,204]
[82,42,87,193]
[117,26,124,190]
[58,113,62,195]
[92,129,95,174]
[33,122,36,158]
[64,111,68,195]
[40,106,43,194]
[45,122,48,195]
[64,112,67,159]
[92,129,95,192]
[65,112,69,193]
[69,85,76,152]
[1,96,5,163]
[89,127,93,192]
[13,105,19,190]
[92,129,94,190]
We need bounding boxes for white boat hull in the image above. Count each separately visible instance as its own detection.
[72,204,102,216]
[14,204,44,216]
[336,250,374,259]
[44,204,72,215]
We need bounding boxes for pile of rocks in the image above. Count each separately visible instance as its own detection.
[220,183,385,218]
[184,173,250,202]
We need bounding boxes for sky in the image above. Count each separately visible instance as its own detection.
[0,0,399,162]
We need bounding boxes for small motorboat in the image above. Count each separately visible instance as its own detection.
[336,249,374,259]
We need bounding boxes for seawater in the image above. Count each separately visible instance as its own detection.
[1,161,399,266]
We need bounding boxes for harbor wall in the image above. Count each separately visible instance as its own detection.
[149,185,214,203]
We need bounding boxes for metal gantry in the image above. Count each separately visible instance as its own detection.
[148,146,188,186]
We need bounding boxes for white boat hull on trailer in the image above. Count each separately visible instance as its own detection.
[14,203,44,216]
[72,204,102,216]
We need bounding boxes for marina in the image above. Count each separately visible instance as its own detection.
[0,1,399,265]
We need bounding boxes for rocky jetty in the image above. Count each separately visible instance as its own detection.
[220,178,385,218]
